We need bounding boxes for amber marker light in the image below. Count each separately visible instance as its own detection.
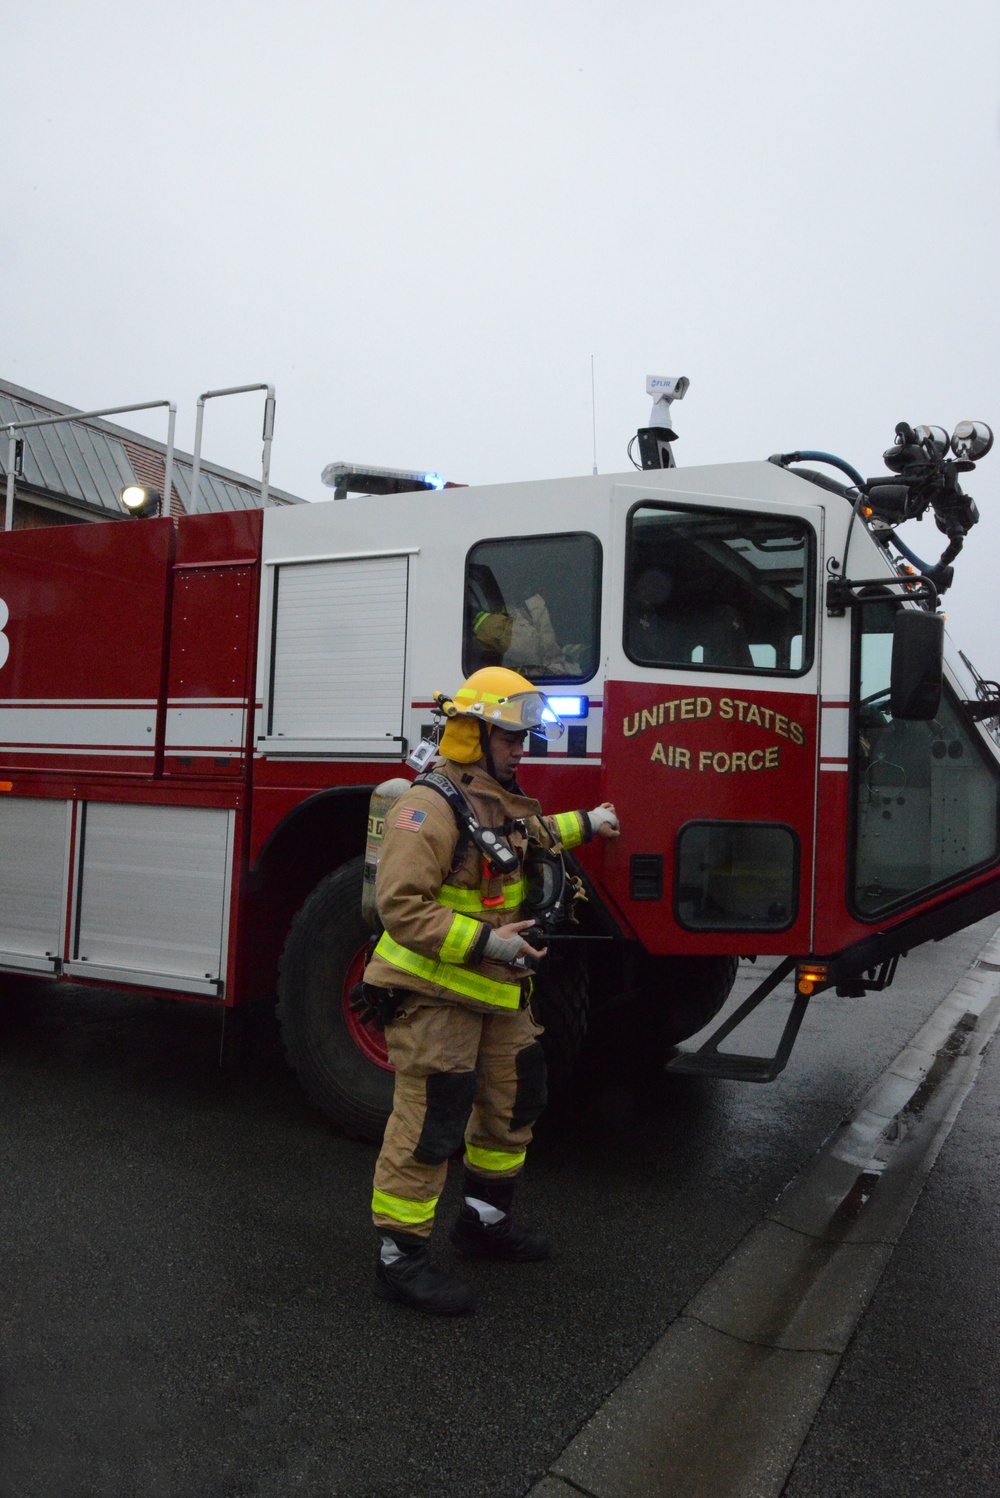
[796,962,828,995]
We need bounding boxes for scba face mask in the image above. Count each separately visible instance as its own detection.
[522,846,569,930]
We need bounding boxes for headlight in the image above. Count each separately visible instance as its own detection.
[913,425,951,456]
[950,421,994,462]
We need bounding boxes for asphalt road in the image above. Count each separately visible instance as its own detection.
[2,920,998,1498]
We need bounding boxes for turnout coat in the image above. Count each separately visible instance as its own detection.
[365,757,591,1013]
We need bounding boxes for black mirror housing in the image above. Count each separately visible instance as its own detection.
[890,611,944,720]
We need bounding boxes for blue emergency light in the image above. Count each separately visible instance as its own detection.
[544,696,588,721]
[320,462,450,498]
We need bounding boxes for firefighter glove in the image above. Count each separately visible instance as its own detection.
[587,805,620,836]
[483,929,527,963]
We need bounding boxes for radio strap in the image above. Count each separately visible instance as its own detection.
[415,771,521,875]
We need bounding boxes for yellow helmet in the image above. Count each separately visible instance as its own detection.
[435,667,565,763]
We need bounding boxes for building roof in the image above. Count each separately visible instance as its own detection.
[0,379,304,520]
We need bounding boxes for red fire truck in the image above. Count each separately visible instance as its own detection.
[1,404,997,1141]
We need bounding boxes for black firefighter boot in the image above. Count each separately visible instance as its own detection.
[449,1171,551,1262]
[374,1232,475,1316]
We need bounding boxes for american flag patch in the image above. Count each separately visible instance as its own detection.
[395,807,428,833]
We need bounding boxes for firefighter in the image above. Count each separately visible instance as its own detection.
[363,666,620,1315]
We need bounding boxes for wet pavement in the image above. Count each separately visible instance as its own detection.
[1,921,998,1497]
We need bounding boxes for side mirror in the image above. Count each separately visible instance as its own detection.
[890,610,943,720]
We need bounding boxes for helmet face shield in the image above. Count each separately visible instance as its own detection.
[483,690,564,740]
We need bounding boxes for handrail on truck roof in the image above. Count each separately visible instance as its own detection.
[3,398,177,532]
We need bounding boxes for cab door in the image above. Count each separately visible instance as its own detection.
[599,480,824,957]
[848,605,1000,923]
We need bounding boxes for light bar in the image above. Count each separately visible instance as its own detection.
[320,461,451,499]
[543,696,588,721]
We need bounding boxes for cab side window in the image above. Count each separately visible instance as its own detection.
[851,601,1000,916]
[463,533,602,684]
[625,503,813,675]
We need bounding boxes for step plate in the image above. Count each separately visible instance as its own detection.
[665,1051,782,1083]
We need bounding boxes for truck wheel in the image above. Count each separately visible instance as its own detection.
[582,953,739,1082]
[532,950,589,1090]
[277,856,394,1143]
[643,953,738,1048]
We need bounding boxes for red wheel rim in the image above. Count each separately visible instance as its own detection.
[342,944,393,1071]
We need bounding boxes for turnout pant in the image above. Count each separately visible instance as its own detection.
[371,996,547,1239]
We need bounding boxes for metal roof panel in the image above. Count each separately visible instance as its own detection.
[0,392,131,510]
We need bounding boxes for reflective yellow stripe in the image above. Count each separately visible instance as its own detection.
[439,878,526,915]
[439,911,481,964]
[371,1189,439,1225]
[464,1144,527,1174]
[553,810,586,850]
[455,688,504,704]
[374,931,522,1009]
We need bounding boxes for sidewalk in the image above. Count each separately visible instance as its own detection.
[784,987,1000,1496]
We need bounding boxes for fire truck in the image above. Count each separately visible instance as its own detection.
[1,386,997,1142]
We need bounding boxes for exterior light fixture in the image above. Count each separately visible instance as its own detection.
[119,484,163,518]
[320,462,454,500]
[912,425,951,457]
[950,421,994,462]
[544,696,588,720]
[795,962,829,996]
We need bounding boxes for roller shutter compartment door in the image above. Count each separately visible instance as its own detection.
[0,798,69,971]
[269,555,409,756]
[71,803,233,994]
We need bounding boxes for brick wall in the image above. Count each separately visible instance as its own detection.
[0,495,106,529]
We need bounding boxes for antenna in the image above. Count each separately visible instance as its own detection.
[590,355,598,475]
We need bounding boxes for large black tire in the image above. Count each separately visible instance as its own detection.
[642,953,739,1049]
[277,857,394,1143]
[532,950,590,1090]
[579,951,738,1082]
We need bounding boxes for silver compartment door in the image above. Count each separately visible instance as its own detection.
[266,554,409,756]
[0,797,70,970]
[72,803,234,994]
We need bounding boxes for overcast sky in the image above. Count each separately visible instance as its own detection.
[4,2,999,665]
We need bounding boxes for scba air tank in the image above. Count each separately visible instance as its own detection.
[362,778,412,932]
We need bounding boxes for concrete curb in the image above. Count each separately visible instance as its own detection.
[526,929,1000,1498]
